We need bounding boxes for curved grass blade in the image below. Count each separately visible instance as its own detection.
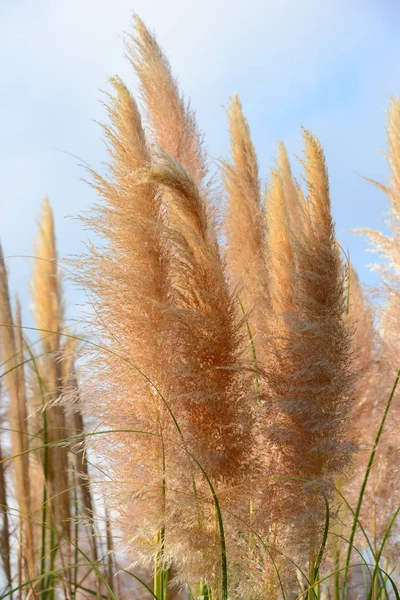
[335,487,375,560]
[376,564,398,600]
[0,426,228,599]
[296,563,400,600]
[1,503,118,600]
[342,369,400,599]
[313,493,330,578]
[367,505,400,600]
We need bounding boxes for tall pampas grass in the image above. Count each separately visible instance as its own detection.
[78,71,173,571]
[5,14,400,600]
[77,18,358,598]
[294,130,354,510]
[0,246,36,583]
[0,198,126,598]
[258,131,355,567]
[77,17,258,596]
[0,379,11,592]
[136,152,254,481]
[31,198,71,552]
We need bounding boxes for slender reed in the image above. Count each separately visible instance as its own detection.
[0,380,12,591]
[0,246,36,584]
[31,198,71,569]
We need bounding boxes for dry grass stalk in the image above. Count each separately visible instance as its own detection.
[0,246,36,583]
[31,198,71,555]
[0,383,12,590]
[105,506,115,595]
[61,338,99,565]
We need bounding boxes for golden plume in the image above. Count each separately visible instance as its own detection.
[221,94,269,363]
[128,16,208,188]
[0,247,36,582]
[31,198,71,553]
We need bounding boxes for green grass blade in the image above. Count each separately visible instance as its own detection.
[376,564,398,600]
[342,369,400,599]
[314,493,330,578]
[296,563,400,600]
[238,297,260,394]
[368,505,400,600]
[335,487,376,560]
[23,337,51,599]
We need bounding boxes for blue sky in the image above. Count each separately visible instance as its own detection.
[0,0,399,327]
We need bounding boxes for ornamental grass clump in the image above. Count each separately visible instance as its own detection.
[75,17,358,598]
[4,14,400,600]
[78,18,257,595]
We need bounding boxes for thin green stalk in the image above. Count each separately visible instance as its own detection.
[238,297,260,394]
[74,585,108,599]
[2,504,119,600]
[335,487,376,560]
[199,580,212,599]
[48,526,57,600]
[329,531,373,580]
[238,297,259,569]
[307,494,329,599]
[73,482,79,600]
[334,550,340,600]
[24,339,50,600]
[307,552,319,600]
[154,530,168,600]
[376,564,398,600]
[368,505,400,600]
[313,494,330,581]
[295,563,399,600]
[153,396,169,600]
[40,412,49,600]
